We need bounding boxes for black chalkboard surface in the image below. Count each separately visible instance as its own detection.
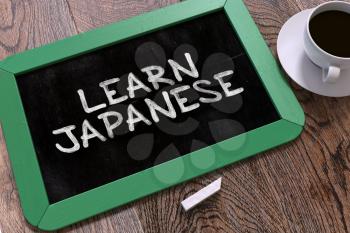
[16,11,280,204]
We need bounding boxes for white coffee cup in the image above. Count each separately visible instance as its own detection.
[304,1,350,83]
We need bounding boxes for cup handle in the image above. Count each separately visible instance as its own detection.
[322,65,341,83]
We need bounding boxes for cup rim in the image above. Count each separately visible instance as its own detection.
[306,1,350,60]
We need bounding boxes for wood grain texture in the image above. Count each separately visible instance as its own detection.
[0,0,349,232]
[66,0,179,33]
[0,0,76,60]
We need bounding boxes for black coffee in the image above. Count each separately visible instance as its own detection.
[309,10,350,57]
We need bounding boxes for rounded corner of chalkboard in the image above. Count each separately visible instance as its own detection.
[295,106,306,128]
[299,114,306,128]
[289,119,305,141]
[36,220,64,232]
[281,103,306,129]
[20,202,52,231]
[296,123,304,137]
[22,213,44,231]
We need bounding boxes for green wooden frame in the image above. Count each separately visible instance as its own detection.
[0,0,304,230]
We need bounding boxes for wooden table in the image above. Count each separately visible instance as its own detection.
[0,0,349,232]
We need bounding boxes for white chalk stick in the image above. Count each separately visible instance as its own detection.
[181,177,222,211]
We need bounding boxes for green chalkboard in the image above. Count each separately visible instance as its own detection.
[0,0,304,230]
